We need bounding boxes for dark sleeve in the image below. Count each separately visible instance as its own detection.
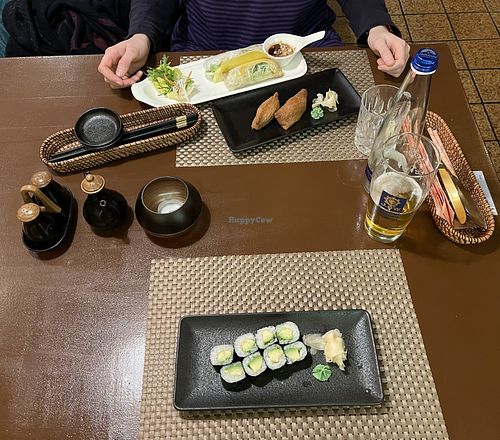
[336,0,401,45]
[127,0,180,52]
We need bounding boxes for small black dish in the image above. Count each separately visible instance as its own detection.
[21,187,76,253]
[135,176,202,237]
[212,68,361,153]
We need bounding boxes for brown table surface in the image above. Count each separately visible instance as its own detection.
[0,44,499,440]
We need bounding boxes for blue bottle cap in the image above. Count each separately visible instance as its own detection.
[411,48,438,73]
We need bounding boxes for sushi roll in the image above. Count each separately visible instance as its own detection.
[263,344,286,370]
[283,341,307,364]
[256,326,277,349]
[242,352,267,377]
[234,333,258,358]
[210,344,234,366]
[220,361,246,383]
[276,321,300,345]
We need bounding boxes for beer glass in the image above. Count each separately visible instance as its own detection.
[364,132,440,243]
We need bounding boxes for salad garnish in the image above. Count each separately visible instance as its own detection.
[147,55,195,102]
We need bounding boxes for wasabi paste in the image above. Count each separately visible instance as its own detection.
[312,364,332,382]
[310,107,324,120]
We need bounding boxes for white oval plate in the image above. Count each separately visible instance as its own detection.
[131,52,307,108]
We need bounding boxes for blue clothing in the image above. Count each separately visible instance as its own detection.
[128,0,398,52]
[0,0,9,56]
[170,0,341,51]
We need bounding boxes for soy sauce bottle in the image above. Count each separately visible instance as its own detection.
[81,173,128,230]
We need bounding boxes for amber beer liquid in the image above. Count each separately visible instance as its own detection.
[365,172,423,243]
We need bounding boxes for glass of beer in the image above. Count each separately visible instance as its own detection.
[364,132,440,243]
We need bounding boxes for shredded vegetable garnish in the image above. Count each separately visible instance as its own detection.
[147,55,195,102]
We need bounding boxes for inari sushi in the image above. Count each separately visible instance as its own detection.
[283,341,307,364]
[234,333,258,358]
[251,92,280,130]
[263,344,286,370]
[274,88,307,130]
[220,361,246,383]
[210,344,234,366]
[256,325,277,349]
[242,352,267,377]
[276,321,300,345]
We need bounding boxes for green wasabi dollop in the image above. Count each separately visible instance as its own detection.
[310,107,324,120]
[312,364,332,382]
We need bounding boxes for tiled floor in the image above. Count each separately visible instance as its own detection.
[329,0,500,178]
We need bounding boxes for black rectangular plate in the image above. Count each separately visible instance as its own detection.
[174,310,383,411]
[212,68,361,153]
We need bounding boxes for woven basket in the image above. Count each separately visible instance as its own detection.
[425,111,495,244]
[40,103,202,173]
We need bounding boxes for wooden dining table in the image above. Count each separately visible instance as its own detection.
[0,44,499,440]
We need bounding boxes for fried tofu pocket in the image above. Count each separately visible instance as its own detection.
[251,92,280,130]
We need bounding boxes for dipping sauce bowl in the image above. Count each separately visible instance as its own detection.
[263,31,325,68]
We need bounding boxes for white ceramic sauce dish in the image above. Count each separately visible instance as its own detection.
[263,31,325,68]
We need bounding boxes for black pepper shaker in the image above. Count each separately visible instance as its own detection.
[81,173,128,230]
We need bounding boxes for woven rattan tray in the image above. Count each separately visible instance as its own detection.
[426,111,495,244]
[40,103,202,173]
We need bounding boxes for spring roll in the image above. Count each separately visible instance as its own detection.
[251,92,280,130]
[224,59,283,91]
[204,44,264,83]
[275,89,308,130]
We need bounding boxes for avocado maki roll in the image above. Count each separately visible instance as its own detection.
[256,325,277,349]
[283,341,307,364]
[263,344,286,370]
[242,352,267,377]
[276,321,300,345]
[220,361,246,383]
[210,344,234,366]
[234,333,258,358]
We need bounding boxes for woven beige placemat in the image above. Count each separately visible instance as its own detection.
[176,50,373,167]
[140,249,448,439]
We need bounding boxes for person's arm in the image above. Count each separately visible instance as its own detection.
[337,0,409,77]
[128,0,180,52]
[337,0,398,43]
[98,0,180,89]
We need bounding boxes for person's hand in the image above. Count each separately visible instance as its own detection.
[98,34,151,89]
[367,26,410,78]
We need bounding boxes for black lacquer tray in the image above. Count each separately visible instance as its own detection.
[174,309,383,411]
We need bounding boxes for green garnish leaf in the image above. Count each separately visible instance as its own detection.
[147,55,194,102]
[312,364,332,382]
